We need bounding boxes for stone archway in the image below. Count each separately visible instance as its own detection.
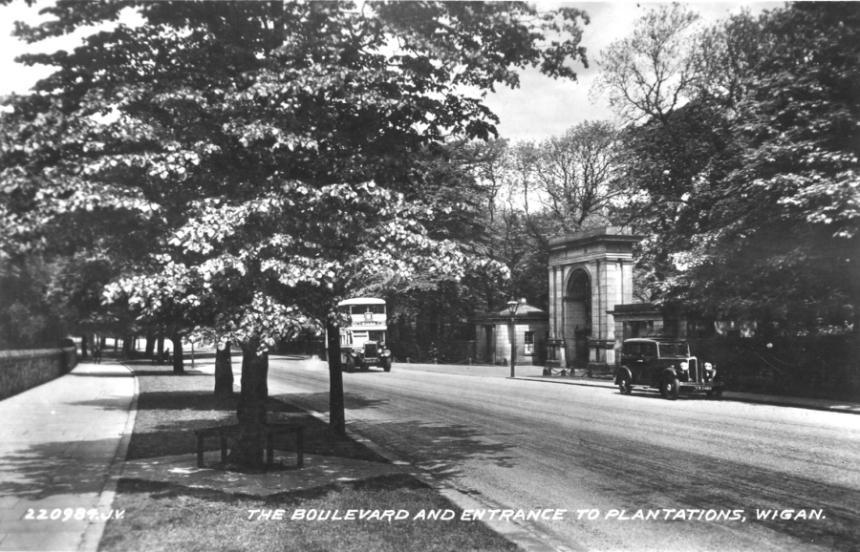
[547,227,640,372]
[564,268,591,366]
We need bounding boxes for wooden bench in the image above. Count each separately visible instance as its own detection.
[194,423,304,469]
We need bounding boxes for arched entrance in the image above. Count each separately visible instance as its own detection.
[547,227,640,372]
[564,269,591,366]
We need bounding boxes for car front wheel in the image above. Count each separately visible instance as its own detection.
[663,378,679,400]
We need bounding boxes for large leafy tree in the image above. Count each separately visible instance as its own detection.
[45,253,125,357]
[672,3,860,327]
[615,99,735,304]
[601,3,859,330]
[465,139,547,314]
[594,3,703,125]
[532,120,622,232]
[1,1,589,467]
[466,122,627,316]
[0,254,65,348]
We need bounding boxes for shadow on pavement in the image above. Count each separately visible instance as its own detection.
[273,391,518,480]
[0,437,118,499]
[130,370,211,377]
[114,471,430,503]
[360,419,518,477]
[272,391,389,412]
[124,391,388,464]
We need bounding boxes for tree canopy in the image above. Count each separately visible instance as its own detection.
[2,0,588,326]
[0,1,589,454]
[602,3,859,330]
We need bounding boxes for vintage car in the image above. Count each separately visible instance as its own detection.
[614,338,723,399]
[342,340,392,372]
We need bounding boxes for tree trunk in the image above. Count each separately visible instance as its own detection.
[214,342,234,398]
[80,334,89,360]
[231,342,269,470]
[171,333,184,373]
[326,321,346,435]
[145,332,155,359]
[123,334,134,358]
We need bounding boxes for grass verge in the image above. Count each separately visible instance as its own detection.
[99,363,520,552]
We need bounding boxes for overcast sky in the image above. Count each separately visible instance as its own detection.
[0,1,781,144]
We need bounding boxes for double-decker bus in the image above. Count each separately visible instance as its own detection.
[337,297,392,372]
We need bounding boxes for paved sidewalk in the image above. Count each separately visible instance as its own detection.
[514,374,860,414]
[0,362,137,552]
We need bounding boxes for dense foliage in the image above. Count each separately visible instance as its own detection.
[604,3,859,332]
[0,1,588,447]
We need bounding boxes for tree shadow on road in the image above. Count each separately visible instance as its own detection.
[357,419,519,477]
[272,391,389,412]
[273,391,518,480]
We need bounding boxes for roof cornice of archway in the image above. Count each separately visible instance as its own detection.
[549,225,642,252]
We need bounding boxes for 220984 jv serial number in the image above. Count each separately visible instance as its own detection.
[23,508,125,522]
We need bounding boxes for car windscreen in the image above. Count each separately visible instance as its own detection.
[658,342,689,357]
[622,343,641,356]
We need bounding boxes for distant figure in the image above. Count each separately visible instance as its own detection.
[163,347,171,364]
[93,345,102,364]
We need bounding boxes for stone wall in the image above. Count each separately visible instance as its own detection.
[0,347,77,400]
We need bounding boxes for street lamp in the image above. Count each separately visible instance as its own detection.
[507,299,520,378]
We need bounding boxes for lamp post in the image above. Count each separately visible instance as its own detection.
[507,299,520,378]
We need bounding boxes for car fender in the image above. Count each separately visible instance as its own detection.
[660,367,678,383]
[615,366,632,386]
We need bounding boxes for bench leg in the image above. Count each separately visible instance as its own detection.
[197,436,204,468]
[220,435,228,463]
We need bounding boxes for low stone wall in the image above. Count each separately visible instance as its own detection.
[0,347,77,400]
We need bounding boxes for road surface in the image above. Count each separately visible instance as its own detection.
[266,357,860,552]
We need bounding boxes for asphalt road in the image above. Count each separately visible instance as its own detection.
[266,357,860,552]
